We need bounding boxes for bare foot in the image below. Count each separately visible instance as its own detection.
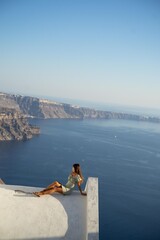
[33,192,40,197]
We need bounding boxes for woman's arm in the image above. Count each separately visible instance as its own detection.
[77,182,87,196]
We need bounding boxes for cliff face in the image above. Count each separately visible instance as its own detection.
[11,94,160,123]
[0,93,41,141]
[1,92,160,142]
[13,95,44,118]
[0,107,40,141]
[0,92,160,123]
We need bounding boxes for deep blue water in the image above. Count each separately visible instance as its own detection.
[0,119,160,240]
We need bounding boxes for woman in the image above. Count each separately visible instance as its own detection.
[34,163,87,197]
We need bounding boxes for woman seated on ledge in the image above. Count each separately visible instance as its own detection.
[34,163,87,197]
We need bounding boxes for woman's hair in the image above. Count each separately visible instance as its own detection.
[73,163,84,181]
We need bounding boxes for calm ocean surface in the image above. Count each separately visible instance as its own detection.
[0,119,160,240]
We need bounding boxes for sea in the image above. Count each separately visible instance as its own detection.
[1,116,160,239]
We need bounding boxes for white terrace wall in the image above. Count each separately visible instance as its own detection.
[85,177,99,240]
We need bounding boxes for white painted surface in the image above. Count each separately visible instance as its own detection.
[0,178,99,240]
[85,177,99,240]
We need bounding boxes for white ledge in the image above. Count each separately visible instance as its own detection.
[0,177,99,240]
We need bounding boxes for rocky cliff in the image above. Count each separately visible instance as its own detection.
[10,94,160,123]
[0,106,40,141]
[0,92,160,141]
[1,92,160,141]
[1,92,160,122]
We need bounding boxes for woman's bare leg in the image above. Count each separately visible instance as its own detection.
[34,186,63,197]
[46,181,62,190]
[37,181,62,194]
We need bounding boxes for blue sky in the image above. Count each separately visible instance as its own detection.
[0,0,160,109]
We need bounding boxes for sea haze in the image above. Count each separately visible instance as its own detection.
[0,119,160,240]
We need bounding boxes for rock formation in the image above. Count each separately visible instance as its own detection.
[0,107,40,141]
